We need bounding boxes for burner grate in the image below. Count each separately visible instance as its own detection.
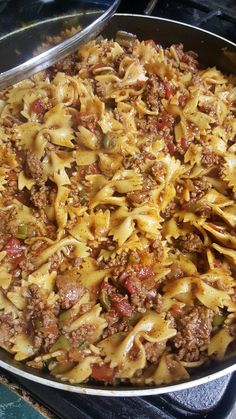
[189,0,236,21]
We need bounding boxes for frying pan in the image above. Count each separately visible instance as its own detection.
[0,13,236,396]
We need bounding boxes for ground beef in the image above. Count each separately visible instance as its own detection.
[201,151,221,168]
[127,177,154,205]
[144,340,166,364]
[179,178,210,210]
[137,113,175,137]
[19,256,35,274]
[69,324,96,345]
[150,239,164,261]
[127,189,150,205]
[149,161,167,182]
[0,313,22,349]
[30,185,49,209]
[166,263,184,281]
[2,114,23,128]
[25,284,59,351]
[161,200,178,220]
[46,54,77,78]
[173,306,213,362]
[100,251,128,269]
[190,178,210,200]
[178,233,204,253]
[24,151,44,184]
[142,75,165,110]
[5,171,18,197]
[102,309,129,338]
[123,153,154,172]
[0,208,15,247]
[56,273,85,309]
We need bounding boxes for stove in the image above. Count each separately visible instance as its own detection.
[0,1,236,418]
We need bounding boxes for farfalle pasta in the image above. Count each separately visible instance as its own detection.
[0,33,235,387]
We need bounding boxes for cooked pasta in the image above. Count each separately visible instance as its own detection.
[0,33,236,387]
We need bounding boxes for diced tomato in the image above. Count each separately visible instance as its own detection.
[4,237,25,268]
[155,113,174,130]
[180,137,189,153]
[100,280,111,292]
[133,80,145,91]
[110,294,133,317]
[4,238,22,255]
[118,271,129,284]
[167,142,176,156]
[144,40,158,50]
[182,53,198,67]
[7,171,17,182]
[163,81,173,100]
[91,364,115,383]
[68,348,83,362]
[171,304,182,316]
[39,325,58,337]
[124,277,140,295]
[56,353,69,364]
[178,94,187,107]
[214,258,222,267]
[29,98,45,115]
[133,264,154,280]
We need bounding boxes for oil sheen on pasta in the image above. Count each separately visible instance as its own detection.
[0,34,235,387]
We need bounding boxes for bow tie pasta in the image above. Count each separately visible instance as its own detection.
[0,33,235,388]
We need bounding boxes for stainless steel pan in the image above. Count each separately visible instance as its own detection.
[0,13,236,396]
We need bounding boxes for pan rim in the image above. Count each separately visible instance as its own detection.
[115,13,236,47]
[1,357,236,396]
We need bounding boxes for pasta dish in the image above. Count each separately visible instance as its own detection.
[0,33,236,386]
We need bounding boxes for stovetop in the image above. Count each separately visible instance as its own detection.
[0,1,236,418]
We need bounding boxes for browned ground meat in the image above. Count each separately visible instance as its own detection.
[178,233,204,253]
[127,189,150,205]
[69,324,97,344]
[0,313,22,349]
[46,54,78,78]
[127,177,154,205]
[166,263,184,280]
[24,151,44,184]
[56,273,85,309]
[150,161,167,182]
[201,151,221,167]
[173,306,213,361]
[102,309,128,338]
[190,178,210,200]
[150,239,164,261]
[24,284,59,350]
[161,200,178,220]
[30,185,49,209]
[137,113,175,137]
[142,75,165,110]
[144,340,166,363]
